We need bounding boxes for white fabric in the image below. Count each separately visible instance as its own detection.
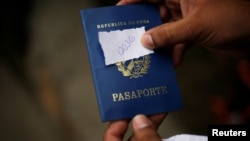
[163,134,208,141]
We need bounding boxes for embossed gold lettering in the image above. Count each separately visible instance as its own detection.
[124,92,130,100]
[131,91,138,99]
[149,88,156,96]
[96,22,127,29]
[96,19,150,29]
[143,89,150,96]
[112,86,168,102]
[118,93,125,101]
[136,19,150,24]
[137,90,143,97]
[112,93,118,102]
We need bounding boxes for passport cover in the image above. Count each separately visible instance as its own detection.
[80,4,183,122]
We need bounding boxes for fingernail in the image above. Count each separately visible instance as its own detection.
[133,114,151,129]
[141,34,155,49]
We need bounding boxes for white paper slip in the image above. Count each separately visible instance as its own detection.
[98,27,154,66]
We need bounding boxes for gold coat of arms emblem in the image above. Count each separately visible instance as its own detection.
[116,55,150,79]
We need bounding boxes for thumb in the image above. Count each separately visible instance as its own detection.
[132,114,162,141]
[141,18,199,49]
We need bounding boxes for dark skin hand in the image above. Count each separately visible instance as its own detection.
[103,114,166,141]
[117,0,250,67]
[104,0,250,141]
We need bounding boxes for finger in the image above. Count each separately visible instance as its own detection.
[117,0,162,5]
[141,17,200,49]
[165,0,183,21]
[149,113,167,129]
[159,4,169,22]
[132,114,162,141]
[103,120,129,141]
[116,0,141,5]
[128,113,167,141]
[237,59,250,89]
[172,44,186,67]
[117,1,170,22]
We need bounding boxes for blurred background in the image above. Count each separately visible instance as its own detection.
[0,0,249,141]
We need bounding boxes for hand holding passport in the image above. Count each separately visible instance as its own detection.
[80,0,250,140]
[80,4,182,122]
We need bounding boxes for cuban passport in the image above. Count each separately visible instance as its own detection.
[80,4,183,122]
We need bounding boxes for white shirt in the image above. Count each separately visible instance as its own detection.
[163,134,208,141]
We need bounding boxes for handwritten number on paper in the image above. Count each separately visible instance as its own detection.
[117,35,135,56]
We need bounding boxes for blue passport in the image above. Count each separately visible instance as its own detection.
[80,4,182,122]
